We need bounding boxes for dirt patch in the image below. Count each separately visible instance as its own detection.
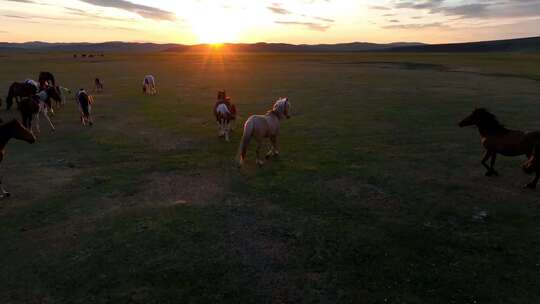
[326,178,400,210]
[134,172,226,207]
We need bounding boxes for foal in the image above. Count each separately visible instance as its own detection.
[238,98,291,167]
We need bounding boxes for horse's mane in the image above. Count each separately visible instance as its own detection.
[475,108,509,134]
[267,98,288,115]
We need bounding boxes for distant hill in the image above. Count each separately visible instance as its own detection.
[165,42,425,53]
[0,41,424,53]
[1,37,539,53]
[385,36,540,53]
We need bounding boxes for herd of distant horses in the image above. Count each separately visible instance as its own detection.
[0,70,538,198]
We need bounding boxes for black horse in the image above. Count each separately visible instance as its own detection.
[38,72,56,89]
[6,82,38,110]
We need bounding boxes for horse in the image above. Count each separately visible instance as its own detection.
[18,97,39,130]
[5,82,38,110]
[143,75,157,95]
[57,86,71,108]
[94,78,104,92]
[237,98,291,167]
[76,89,94,126]
[38,72,56,89]
[459,108,540,189]
[0,119,36,198]
[215,103,234,142]
[29,87,61,133]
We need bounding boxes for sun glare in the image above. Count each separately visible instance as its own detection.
[188,7,243,44]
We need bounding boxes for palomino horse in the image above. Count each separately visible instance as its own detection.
[459,108,540,189]
[237,97,291,167]
[143,75,157,95]
[38,72,56,89]
[31,87,61,133]
[0,119,36,197]
[6,82,38,110]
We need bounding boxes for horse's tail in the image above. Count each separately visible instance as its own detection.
[237,118,254,166]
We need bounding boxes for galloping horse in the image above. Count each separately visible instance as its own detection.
[5,82,38,110]
[0,119,36,197]
[237,97,291,167]
[142,75,157,95]
[18,97,40,130]
[30,87,61,133]
[38,72,56,89]
[459,108,540,189]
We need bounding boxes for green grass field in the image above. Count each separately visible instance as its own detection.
[1,51,540,303]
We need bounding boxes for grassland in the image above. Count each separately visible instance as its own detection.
[1,51,540,303]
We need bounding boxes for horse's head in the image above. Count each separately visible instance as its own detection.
[459,108,493,128]
[10,120,36,144]
[273,97,291,120]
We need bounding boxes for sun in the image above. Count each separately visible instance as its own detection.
[188,8,243,44]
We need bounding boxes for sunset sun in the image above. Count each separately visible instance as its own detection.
[187,8,243,44]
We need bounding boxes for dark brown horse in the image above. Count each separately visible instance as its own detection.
[0,119,36,197]
[459,108,540,189]
[18,96,40,130]
[38,72,56,89]
[6,82,38,110]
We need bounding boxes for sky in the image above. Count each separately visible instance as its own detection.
[0,0,539,44]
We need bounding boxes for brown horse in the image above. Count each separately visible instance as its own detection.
[459,108,540,189]
[0,119,36,197]
[18,96,40,130]
[94,78,104,92]
[6,82,38,110]
[237,98,291,167]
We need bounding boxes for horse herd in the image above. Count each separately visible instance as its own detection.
[0,70,537,198]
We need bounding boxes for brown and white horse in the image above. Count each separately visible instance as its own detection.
[460,108,540,189]
[0,119,36,197]
[237,97,291,167]
[142,75,157,95]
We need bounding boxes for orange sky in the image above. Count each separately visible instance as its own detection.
[0,0,539,44]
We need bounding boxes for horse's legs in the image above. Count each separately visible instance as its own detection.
[0,178,10,198]
[267,136,279,159]
[35,114,40,133]
[490,154,499,176]
[255,139,264,166]
[224,120,230,142]
[525,171,540,190]
[482,151,497,176]
[43,110,55,132]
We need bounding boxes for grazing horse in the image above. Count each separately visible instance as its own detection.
[38,72,56,89]
[142,75,157,95]
[0,119,36,197]
[237,98,291,167]
[6,82,38,110]
[31,87,61,133]
[459,108,540,189]
[94,78,104,92]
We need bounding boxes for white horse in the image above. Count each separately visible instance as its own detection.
[58,86,71,107]
[32,87,60,133]
[143,75,157,95]
[237,98,291,167]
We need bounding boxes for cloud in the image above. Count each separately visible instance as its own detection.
[267,3,292,15]
[275,21,330,31]
[79,0,176,21]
